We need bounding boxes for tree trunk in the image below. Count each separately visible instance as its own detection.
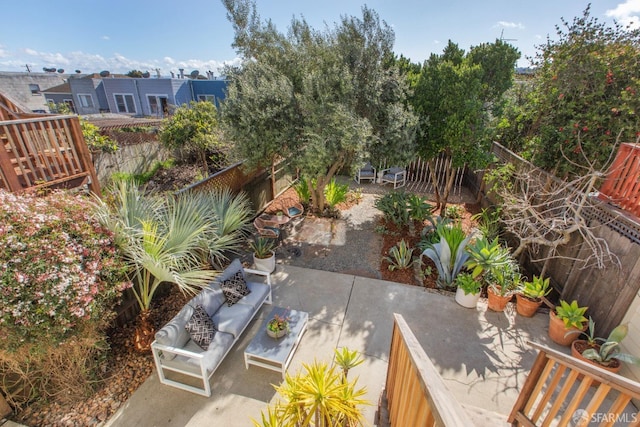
[439,164,458,216]
[134,309,155,353]
[428,159,442,212]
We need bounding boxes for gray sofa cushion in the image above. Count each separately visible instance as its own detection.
[191,286,225,317]
[235,281,270,311]
[212,303,255,338]
[155,303,193,349]
[160,331,235,375]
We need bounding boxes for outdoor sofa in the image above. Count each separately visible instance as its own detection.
[151,259,272,396]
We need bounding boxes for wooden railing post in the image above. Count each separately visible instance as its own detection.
[67,116,101,197]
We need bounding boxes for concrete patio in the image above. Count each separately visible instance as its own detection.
[104,264,557,427]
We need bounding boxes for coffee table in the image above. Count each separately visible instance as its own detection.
[244,307,308,378]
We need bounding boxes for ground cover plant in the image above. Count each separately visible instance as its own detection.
[0,190,130,411]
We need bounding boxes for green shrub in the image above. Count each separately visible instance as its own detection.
[0,190,130,407]
[110,159,176,185]
[294,178,312,204]
[375,191,411,226]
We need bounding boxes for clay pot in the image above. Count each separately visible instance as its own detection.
[487,287,512,312]
[571,340,621,385]
[548,310,587,346]
[516,294,542,317]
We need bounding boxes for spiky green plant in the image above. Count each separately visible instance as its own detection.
[324,178,349,208]
[384,239,414,271]
[422,224,472,288]
[581,323,640,367]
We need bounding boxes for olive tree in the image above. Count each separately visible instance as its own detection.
[221,0,417,213]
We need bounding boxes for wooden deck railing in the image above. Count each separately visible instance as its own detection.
[0,115,100,195]
[385,314,475,426]
[509,341,640,426]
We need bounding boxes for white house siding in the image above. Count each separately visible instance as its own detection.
[0,72,68,112]
[621,292,640,384]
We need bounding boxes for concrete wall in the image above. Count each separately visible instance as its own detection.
[0,72,69,112]
[93,140,169,185]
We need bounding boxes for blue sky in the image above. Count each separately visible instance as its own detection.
[1,1,638,76]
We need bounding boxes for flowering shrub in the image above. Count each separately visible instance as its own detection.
[0,190,130,349]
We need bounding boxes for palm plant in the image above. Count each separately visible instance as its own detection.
[421,223,472,289]
[93,181,251,352]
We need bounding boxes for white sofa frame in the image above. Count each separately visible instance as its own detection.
[355,162,376,184]
[151,268,272,397]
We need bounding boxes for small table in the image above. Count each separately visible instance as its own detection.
[244,307,308,378]
[259,213,290,225]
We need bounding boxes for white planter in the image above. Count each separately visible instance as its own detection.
[253,251,276,273]
[455,287,480,309]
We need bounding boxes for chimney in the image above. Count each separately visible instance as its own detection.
[170,71,175,78]
[155,68,161,78]
[179,68,184,79]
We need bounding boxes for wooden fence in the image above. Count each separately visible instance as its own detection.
[0,115,100,195]
[509,341,640,426]
[468,142,640,335]
[384,313,474,426]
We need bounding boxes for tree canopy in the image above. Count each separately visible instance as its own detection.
[221,0,417,212]
[412,39,520,211]
[497,5,640,177]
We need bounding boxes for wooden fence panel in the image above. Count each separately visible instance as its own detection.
[470,142,640,336]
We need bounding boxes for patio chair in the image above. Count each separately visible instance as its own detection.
[285,201,304,219]
[380,166,406,189]
[355,162,376,184]
[254,217,281,241]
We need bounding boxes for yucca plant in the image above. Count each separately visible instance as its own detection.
[294,178,312,205]
[384,239,414,271]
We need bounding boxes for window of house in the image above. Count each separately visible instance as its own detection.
[29,84,41,95]
[77,94,94,109]
[147,95,168,115]
[198,94,216,103]
[114,94,136,113]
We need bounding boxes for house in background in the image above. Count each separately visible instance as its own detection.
[1,71,228,118]
[41,81,74,112]
[0,71,71,113]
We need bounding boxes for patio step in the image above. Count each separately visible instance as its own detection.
[462,403,510,426]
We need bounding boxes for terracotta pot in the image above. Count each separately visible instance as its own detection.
[571,340,621,385]
[548,310,587,346]
[516,294,542,317]
[455,287,480,309]
[487,287,512,312]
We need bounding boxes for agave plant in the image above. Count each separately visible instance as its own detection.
[581,323,640,367]
[384,239,414,271]
[422,224,472,289]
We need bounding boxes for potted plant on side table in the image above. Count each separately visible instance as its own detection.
[266,311,290,338]
[516,275,551,317]
[548,300,588,346]
[249,237,276,273]
[571,317,640,375]
[455,272,482,308]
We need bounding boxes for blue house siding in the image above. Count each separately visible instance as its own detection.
[102,79,141,116]
[68,77,105,114]
[190,80,228,108]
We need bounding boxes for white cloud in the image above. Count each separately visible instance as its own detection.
[101,36,110,41]
[0,47,240,76]
[606,0,640,29]
[495,21,525,30]
[433,39,441,44]
[535,34,543,40]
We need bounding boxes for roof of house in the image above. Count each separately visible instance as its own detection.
[42,82,71,94]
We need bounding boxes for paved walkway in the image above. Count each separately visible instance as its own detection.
[104,264,556,427]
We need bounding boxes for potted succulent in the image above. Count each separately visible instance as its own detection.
[548,300,588,346]
[485,260,521,312]
[571,318,640,375]
[249,237,276,273]
[455,273,482,308]
[516,275,551,317]
[266,312,290,338]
